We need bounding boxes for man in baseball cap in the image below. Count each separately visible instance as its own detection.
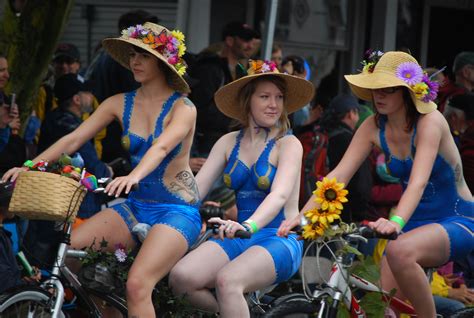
[53,43,82,78]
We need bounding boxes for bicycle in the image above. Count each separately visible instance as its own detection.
[0,183,252,317]
[263,225,474,318]
[0,178,128,317]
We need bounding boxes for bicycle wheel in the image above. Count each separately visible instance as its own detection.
[449,307,474,318]
[264,293,321,317]
[0,286,65,318]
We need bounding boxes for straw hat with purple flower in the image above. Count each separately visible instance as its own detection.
[345,51,439,114]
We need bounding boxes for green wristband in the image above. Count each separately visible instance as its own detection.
[389,215,406,229]
[244,219,259,233]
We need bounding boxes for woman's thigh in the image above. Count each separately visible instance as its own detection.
[128,224,190,289]
[386,223,450,267]
[71,208,135,251]
[171,240,230,289]
[217,245,276,292]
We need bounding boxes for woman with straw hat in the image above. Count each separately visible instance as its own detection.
[3,22,202,316]
[279,50,473,316]
[170,60,315,316]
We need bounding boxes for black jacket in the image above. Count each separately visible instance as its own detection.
[327,123,373,222]
[188,53,234,156]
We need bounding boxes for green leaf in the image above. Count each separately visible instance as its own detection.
[100,237,108,249]
[351,255,380,284]
[336,302,350,318]
[359,291,387,317]
[342,244,362,257]
[235,63,247,79]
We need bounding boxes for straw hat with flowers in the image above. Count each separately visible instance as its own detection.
[214,60,315,123]
[102,22,190,94]
[345,50,439,114]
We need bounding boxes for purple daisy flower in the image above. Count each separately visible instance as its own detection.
[115,248,127,263]
[421,74,439,102]
[396,62,423,86]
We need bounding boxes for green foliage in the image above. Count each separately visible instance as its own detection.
[0,1,74,127]
[351,255,380,284]
[81,239,216,317]
[358,292,387,317]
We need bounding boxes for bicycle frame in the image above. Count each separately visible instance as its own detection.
[312,251,417,317]
[40,222,106,318]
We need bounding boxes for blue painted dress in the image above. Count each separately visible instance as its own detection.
[211,130,303,283]
[379,117,473,260]
[111,91,201,247]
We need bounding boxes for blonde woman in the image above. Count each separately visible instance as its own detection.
[279,51,473,317]
[3,23,201,317]
[170,60,314,317]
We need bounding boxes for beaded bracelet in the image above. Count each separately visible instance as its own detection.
[389,215,406,229]
[243,219,259,233]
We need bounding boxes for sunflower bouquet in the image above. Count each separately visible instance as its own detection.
[302,177,351,240]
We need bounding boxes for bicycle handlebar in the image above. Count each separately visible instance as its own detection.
[353,226,398,240]
[207,222,252,239]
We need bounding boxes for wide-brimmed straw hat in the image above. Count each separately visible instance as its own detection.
[214,60,315,122]
[102,22,190,94]
[345,51,438,114]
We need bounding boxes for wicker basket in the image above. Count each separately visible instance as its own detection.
[8,171,87,222]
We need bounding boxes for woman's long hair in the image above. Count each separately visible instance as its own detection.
[236,76,290,135]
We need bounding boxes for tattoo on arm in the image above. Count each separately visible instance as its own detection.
[182,97,195,108]
[454,163,463,184]
[168,171,200,203]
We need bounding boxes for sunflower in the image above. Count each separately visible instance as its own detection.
[304,208,341,227]
[302,222,327,240]
[313,177,348,212]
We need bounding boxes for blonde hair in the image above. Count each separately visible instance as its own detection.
[237,76,290,134]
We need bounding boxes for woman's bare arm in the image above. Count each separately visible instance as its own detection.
[195,132,236,200]
[1,95,120,182]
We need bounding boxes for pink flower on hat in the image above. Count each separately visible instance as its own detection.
[396,62,423,86]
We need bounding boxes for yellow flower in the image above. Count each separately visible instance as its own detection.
[302,222,327,240]
[314,177,348,212]
[412,82,428,99]
[171,30,185,43]
[178,43,186,57]
[176,63,187,76]
[304,208,341,227]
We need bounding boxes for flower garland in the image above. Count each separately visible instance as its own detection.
[123,25,187,76]
[302,177,349,240]
[247,59,278,75]
[361,49,384,74]
[395,62,439,103]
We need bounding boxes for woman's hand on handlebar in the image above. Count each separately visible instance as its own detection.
[277,215,301,237]
[368,217,401,235]
[1,166,28,183]
[104,175,139,197]
[208,217,247,240]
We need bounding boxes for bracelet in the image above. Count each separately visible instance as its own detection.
[243,219,259,233]
[389,215,406,229]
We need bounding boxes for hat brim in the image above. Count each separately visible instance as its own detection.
[344,72,436,114]
[102,38,190,94]
[214,73,315,122]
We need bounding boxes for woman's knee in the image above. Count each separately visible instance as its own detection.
[215,268,243,295]
[126,271,152,302]
[385,237,416,267]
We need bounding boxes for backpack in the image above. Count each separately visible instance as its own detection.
[297,125,329,207]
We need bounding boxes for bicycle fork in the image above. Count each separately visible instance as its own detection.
[41,223,73,318]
